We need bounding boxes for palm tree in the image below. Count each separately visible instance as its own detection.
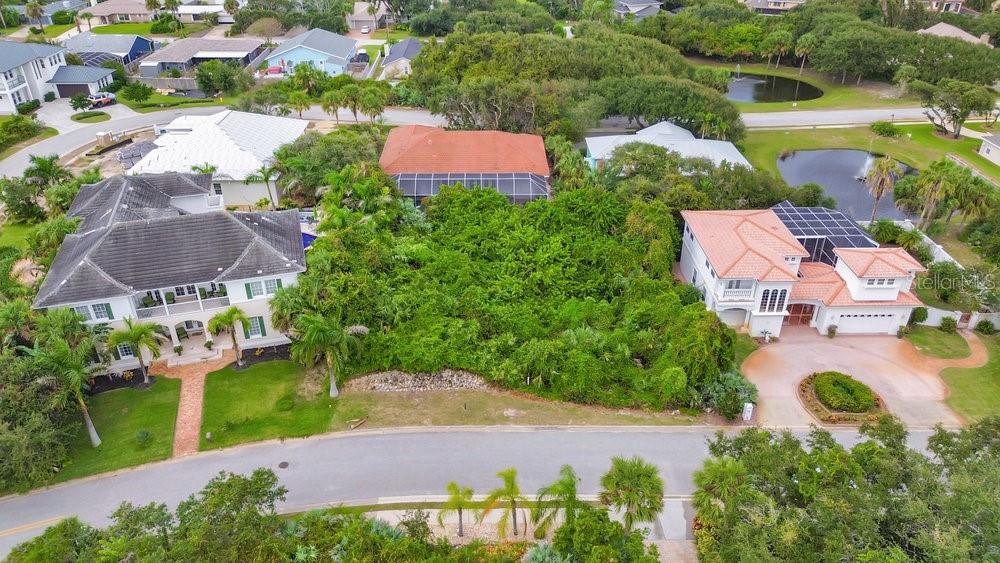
[24,154,71,191]
[245,164,278,210]
[340,84,362,122]
[321,89,346,125]
[359,86,387,121]
[795,33,817,75]
[25,1,44,33]
[479,467,527,539]
[915,159,957,230]
[21,338,102,447]
[599,456,664,531]
[438,481,475,537]
[895,228,924,251]
[208,306,249,367]
[692,456,747,529]
[223,0,238,16]
[865,155,902,224]
[532,464,580,535]
[0,0,8,29]
[290,313,362,398]
[145,0,160,13]
[34,306,90,348]
[162,0,179,17]
[191,163,217,175]
[107,318,163,384]
[0,299,32,349]
[287,90,312,119]
[80,11,93,31]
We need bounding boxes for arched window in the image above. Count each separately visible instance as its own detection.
[775,290,787,312]
[759,290,770,312]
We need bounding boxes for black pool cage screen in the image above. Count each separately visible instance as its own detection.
[392,173,550,204]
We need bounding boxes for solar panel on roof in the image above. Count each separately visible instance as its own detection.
[771,200,877,265]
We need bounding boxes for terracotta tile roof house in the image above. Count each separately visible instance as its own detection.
[379,125,550,204]
[678,203,926,338]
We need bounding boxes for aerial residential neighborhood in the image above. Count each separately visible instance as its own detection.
[0,0,999,561]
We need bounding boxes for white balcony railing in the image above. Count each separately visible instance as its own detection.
[718,288,754,301]
[136,305,168,319]
[201,296,230,310]
[133,295,230,319]
[4,75,25,89]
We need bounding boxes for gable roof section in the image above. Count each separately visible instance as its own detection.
[141,38,262,64]
[917,22,990,45]
[834,247,926,278]
[384,37,422,65]
[69,173,213,233]
[48,65,115,84]
[792,262,922,307]
[682,209,808,281]
[86,0,150,17]
[268,28,357,64]
[585,121,752,168]
[380,125,550,176]
[64,32,147,56]
[0,41,64,72]
[129,111,308,181]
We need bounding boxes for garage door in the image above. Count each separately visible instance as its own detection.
[834,312,899,334]
[56,83,90,97]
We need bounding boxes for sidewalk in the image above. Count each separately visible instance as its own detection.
[151,349,235,457]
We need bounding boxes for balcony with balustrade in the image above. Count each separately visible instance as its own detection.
[3,74,26,90]
[133,283,230,319]
[715,280,755,303]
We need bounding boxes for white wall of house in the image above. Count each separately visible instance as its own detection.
[220,180,274,208]
[834,260,914,302]
[815,305,914,335]
[0,51,64,114]
[979,139,1000,167]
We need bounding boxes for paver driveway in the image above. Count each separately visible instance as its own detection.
[742,327,987,428]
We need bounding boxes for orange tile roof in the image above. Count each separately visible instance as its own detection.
[681,209,808,282]
[379,125,550,176]
[834,247,926,278]
[792,262,922,308]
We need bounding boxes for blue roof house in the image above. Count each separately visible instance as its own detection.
[265,28,358,76]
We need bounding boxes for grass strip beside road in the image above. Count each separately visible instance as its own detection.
[0,127,57,161]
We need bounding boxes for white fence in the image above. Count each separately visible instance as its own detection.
[918,306,963,328]
[970,311,1000,331]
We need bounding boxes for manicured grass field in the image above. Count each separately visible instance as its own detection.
[30,23,76,38]
[119,93,236,113]
[54,377,180,483]
[741,124,1000,185]
[689,58,917,113]
[941,334,1000,422]
[734,333,758,368]
[90,22,206,35]
[906,325,970,359]
[913,280,969,313]
[0,221,32,249]
[71,110,110,123]
[200,361,339,450]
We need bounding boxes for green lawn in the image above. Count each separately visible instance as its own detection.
[363,45,382,62]
[28,23,76,38]
[0,221,32,249]
[741,124,1000,185]
[933,222,982,268]
[734,333,758,368]
[371,26,433,42]
[120,93,236,113]
[906,325,970,359]
[0,126,57,160]
[912,280,967,312]
[71,111,111,123]
[941,334,1000,422]
[54,378,180,483]
[689,58,917,113]
[200,361,343,450]
[90,22,206,35]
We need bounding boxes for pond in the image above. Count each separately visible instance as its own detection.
[726,72,823,103]
[776,149,915,220]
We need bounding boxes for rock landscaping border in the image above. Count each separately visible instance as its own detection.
[346,370,490,392]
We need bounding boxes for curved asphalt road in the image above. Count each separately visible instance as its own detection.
[0,426,933,556]
[0,105,923,178]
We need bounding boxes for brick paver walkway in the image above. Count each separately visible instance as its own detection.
[151,350,236,457]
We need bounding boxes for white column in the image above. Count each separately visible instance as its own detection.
[195,284,204,311]
[168,324,180,347]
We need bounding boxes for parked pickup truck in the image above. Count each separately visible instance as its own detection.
[88,92,117,108]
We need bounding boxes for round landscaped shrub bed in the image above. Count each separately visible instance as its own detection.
[799,371,883,424]
[71,111,111,123]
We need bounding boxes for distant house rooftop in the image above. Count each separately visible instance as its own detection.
[384,37,422,65]
[141,38,264,64]
[268,28,357,65]
[917,22,991,46]
[585,121,752,169]
[0,40,63,73]
[64,32,148,56]
[85,0,151,17]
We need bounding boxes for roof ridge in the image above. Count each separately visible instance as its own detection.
[34,227,116,305]
[217,211,300,280]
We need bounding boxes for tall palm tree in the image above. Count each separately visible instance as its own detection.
[865,155,902,224]
[692,456,748,529]
[162,0,179,17]
[479,467,527,539]
[532,464,580,535]
[0,0,8,30]
[208,306,249,367]
[145,0,160,13]
[287,90,311,119]
[190,163,217,174]
[438,481,475,537]
[25,1,43,33]
[21,338,102,447]
[0,299,32,349]
[107,318,163,384]
[24,154,71,191]
[80,11,93,31]
[34,306,90,348]
[245,164,278,210]
[599,456,664,531]
[290,313,362,398]
[795,33,817,75]
[915,159,957,230]
[223,0,238,16]
[321,89,346,125]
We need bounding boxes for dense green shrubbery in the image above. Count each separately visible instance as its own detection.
[274,168,737,410]
[910,306,928,324]
[939,316,958,333]
[975,319,996,335]
[0,115,43,154]
[16,99,40,115]
[812,371,876,413]
[870,120,901,137]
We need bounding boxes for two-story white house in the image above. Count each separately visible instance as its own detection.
[32,173,306,372]
[0,41,64,114]
[679,203,926,338]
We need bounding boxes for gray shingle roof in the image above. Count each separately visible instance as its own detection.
[0,40,64,73]
[268,28,357,65]
[47,65,115,84]
[10,0,87,17]
[34,174,305,308]
[141,38,262,64]
[383,37,422,65]
[64,32,148,56]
